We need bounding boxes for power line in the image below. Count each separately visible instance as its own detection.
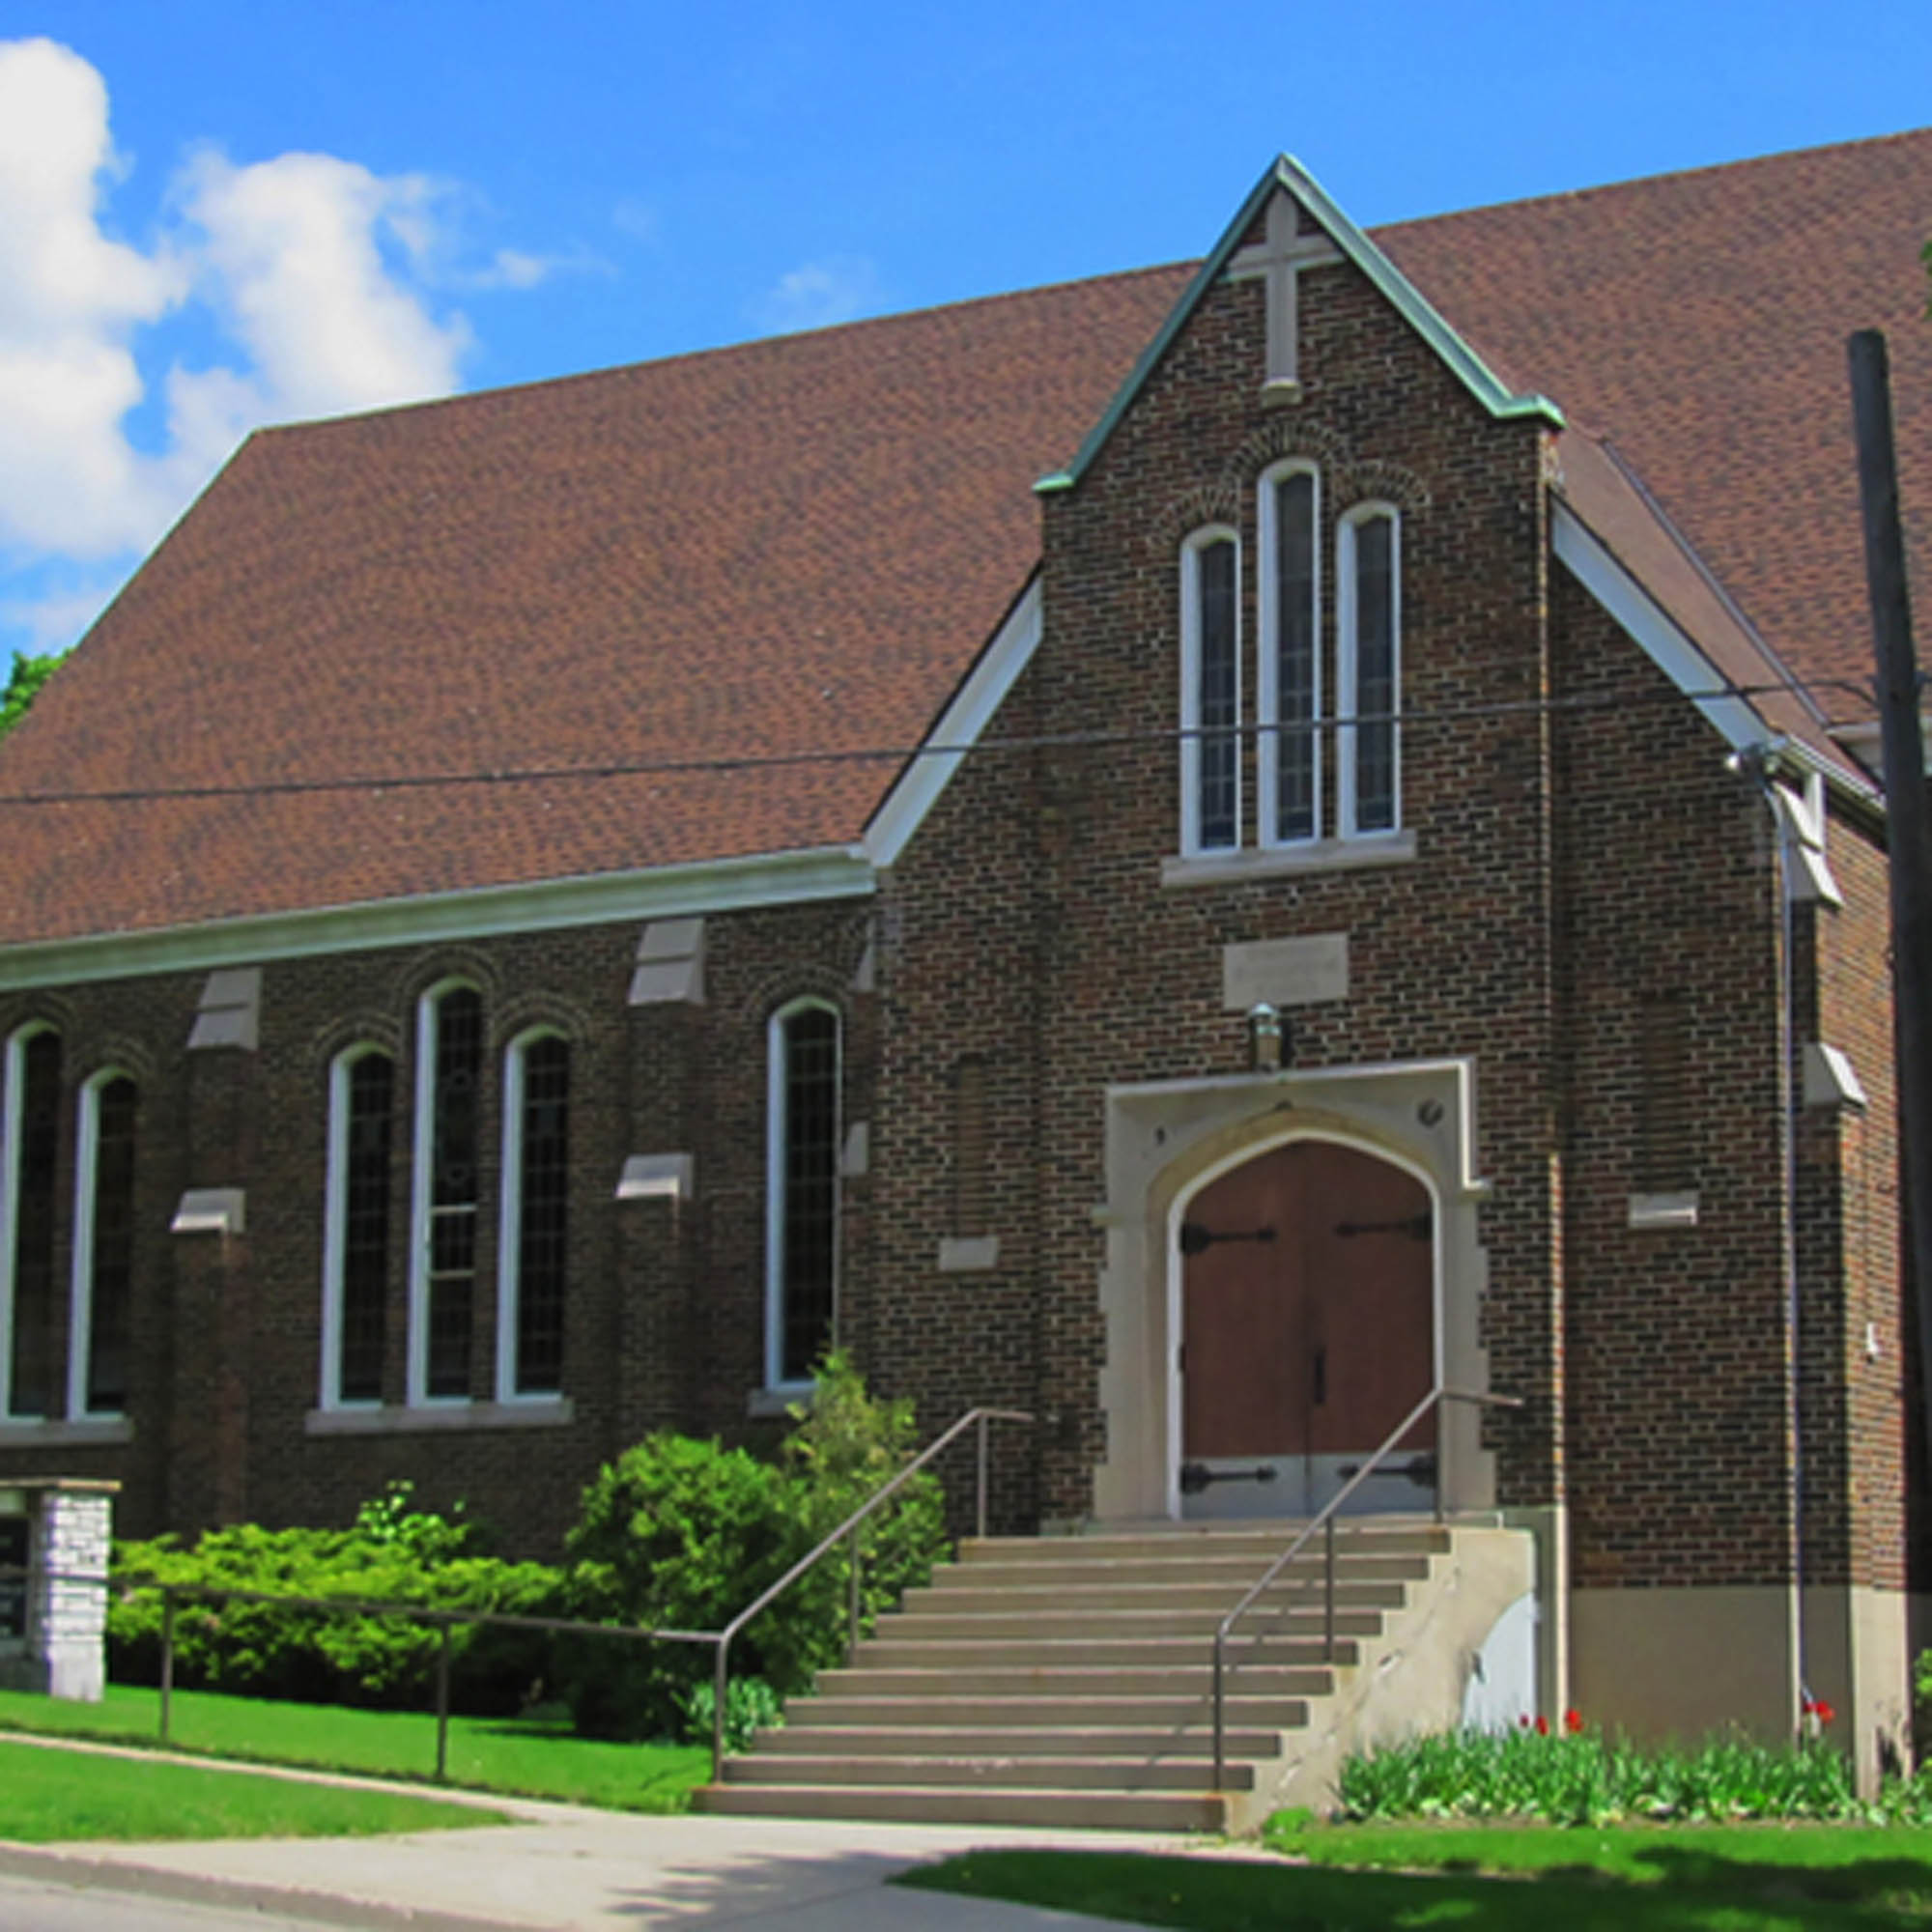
[0,676,1878,810]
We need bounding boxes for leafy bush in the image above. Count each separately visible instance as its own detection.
[680,1675,784,1753]
[1334,1717,1932,1827]
[110,1488,563,1715]
[560,1435,793,1740]
[558,1352,949,1741]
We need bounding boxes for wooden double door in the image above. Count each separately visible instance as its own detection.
[1179,1139,1435,1520]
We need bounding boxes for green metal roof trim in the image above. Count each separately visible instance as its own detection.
[1036,155,1564,495]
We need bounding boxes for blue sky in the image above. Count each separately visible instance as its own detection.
[3,1,1927,665]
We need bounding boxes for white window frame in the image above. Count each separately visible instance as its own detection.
[320,1042,389,1411]
[67,1066,133,1421]
[763,997,842,1393]
[407,980,481,1407]
[1338,502,1403,839]
[1179,526,1243,857]
[1257,462,1323,848]
[1,1023,56,1422]
[496,1025,569,1405]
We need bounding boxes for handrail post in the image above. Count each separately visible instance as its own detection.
[846,1524,862,1658]
[711,1638,728,1783]
[159,1586,176,1746]
[1323,1516,1336,1663]
[976,1410,990,1540]
[434,1620,452,1782]
[1211,1632,1226,1789]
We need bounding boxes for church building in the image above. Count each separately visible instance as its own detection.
[1,131,1927,1774]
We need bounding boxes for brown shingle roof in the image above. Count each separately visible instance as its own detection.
[2,129,1926,951]
[1377,128,1932,729]
[0,268,1191,947]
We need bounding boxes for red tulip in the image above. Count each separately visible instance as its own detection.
[1563,1709,1583,1734]
[1535,1714,1549,1737]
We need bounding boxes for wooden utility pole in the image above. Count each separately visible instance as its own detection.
[1848,327,1932,1476]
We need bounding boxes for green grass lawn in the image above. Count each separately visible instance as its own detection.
[0,1735,500,1842]
[903,1826,1932,1930]
[0,1685,710,1812]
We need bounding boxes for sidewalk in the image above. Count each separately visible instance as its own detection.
[0,1741,1220,1930]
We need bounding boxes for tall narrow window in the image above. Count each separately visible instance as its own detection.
[1260,466,1321,844]
[498,1032,569,1400]
[412,985,482,1403]
[1340,506,1401,837]
[323,1047,393,1407]
[71,1073,136,1417]
[1180,530,1241,854]
[766,1002,840,1388]
[2,1028,61,1419]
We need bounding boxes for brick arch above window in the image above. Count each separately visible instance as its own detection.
[1228,417,1353,490]
[390,950,503,1016]
[1341,459,1432,518]
[73,1036,156,1090]
[309,1013,405,1079]
[1147,482,1243,557]
[0,998,78,1046]
[493,993,593,1053]
[735,967,850,1029]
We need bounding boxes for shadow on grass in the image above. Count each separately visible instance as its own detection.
[902,1846,1932,1930]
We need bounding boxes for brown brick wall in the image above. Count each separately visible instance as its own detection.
[0,204,1911,1605]
[0,900,876,1558]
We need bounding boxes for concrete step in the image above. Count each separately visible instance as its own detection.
[796,1692,1318,1729]
[723,1753,1256,1792]
[816,1663,1334,1699]
[902,1578,1407,1614]
[878,1606,1386,1642]
[857,1634,1359,1670]
[932,1551,1433,1589]
[751,1724,1291,1759]
[695,1782,1228,1832]
[957,1525,1449,1564]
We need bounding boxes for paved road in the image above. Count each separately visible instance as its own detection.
[0,1872,340,1930]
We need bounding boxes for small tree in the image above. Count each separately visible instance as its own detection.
[0,651,60,739]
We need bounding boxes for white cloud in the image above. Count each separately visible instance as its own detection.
[175,148,471,422]
[0,35,555,656]
[753,255,882,334]
[0,38,185,556]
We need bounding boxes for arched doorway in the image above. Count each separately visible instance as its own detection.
[1177,1137,1435,1520]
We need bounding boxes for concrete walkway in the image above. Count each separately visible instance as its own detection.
[0,1738,1227,1930]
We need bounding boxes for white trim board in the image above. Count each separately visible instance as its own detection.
[1551,503,1763,757]
[0,845,876,992]
[865,579,1042,868]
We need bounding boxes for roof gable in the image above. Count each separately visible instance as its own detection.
[1036,155,1563,496]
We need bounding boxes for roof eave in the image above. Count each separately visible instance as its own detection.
[0,843,877,992]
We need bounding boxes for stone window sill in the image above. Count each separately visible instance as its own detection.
[304,1399,573,1436]
[1628,1192,1699,1231]
[1162,832,1417,889]
[0,1418,133,1449]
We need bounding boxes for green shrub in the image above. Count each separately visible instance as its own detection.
[560,1434,792,1739]
[760,1350,948,1693]
[558,1352,950,1741]
[680,1675,784,1753]
[109,1493,563,1715]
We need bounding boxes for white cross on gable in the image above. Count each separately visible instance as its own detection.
[1228,191,1342,398]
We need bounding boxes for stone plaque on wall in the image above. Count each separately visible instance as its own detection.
[1222,932,1349,1011]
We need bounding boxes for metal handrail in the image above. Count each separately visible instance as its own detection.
[1208,1383,1522,1785]
[705,1405,1031,1779]
[13,1404,1030,1787]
